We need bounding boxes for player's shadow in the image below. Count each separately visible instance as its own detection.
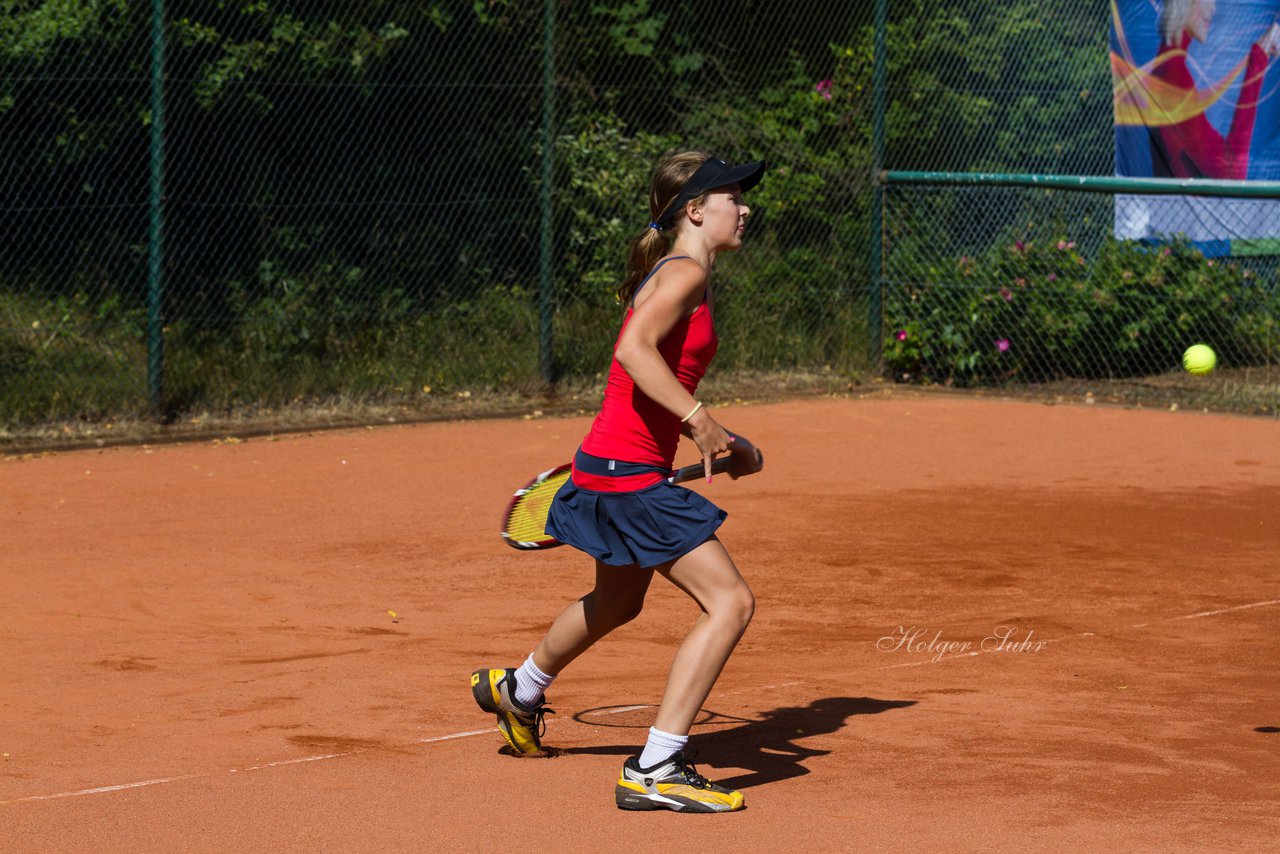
[565,695,916,790]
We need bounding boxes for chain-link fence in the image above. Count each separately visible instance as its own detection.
[3,1,1278,441]
[1,1,874,439]
[879,0,1280,414]
[882,179,1280,411]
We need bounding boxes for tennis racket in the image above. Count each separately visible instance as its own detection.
[501,456,734,551]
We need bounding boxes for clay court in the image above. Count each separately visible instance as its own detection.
[3,395,1278,851]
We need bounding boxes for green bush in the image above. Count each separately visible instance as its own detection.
[160,279,541,411]
[885,236,1280,384]
[0,289,147,423]
[552,112,679,309]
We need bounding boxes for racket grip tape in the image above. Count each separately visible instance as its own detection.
[669,455,733,484]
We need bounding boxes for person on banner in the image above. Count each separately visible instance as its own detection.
[1150,0,1280,179]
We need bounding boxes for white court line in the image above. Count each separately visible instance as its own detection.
[1,775,200,804]
[417,728,492,744]
[5,602,1274,807]
[885,650,983,669]
[232,753,350,772]
[0,733,489,807]
[3,688,802,806]
[1176,598,1280,621]
[583,704,653,716]
[1132,598,1280,627]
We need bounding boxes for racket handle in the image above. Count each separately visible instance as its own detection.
[669,455,733,484]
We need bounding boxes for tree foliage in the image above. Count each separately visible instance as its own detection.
[5,0,1200,425]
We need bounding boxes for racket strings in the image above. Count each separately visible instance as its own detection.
[503,470,571,546]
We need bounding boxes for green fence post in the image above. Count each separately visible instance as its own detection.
[147,0,166,411]
[868,0,887,370]
[538,0,555,385]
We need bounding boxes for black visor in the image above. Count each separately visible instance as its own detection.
[655,157,766,226]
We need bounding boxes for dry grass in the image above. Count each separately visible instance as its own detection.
[0,367,867,454]
[5,363,1276,456]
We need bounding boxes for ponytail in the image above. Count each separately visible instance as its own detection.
[615,150,712,305]
[617,226,671,305]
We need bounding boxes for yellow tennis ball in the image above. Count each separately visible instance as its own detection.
[1182,343,1217,375]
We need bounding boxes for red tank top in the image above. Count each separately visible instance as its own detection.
[581,257,718,469]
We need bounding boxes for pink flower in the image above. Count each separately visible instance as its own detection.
[995,338,1011,353]
[999,287,1014,302]
[1161,246,1172,257]
[1207,259,1215,267]
[1056,240,1067,250]
[1046,273,1058,282]
[815,79,833,101]
[1014,240,1025,253]
[895,329,908,341]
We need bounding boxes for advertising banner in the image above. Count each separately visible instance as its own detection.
[1112,0,1280,246]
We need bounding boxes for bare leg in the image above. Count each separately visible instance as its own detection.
[651,537,754,735]
[531,561,655,675]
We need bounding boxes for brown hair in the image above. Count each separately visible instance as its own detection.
[616,150,711,305]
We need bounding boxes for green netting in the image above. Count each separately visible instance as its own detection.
[877,0,1279,414]
[2,0,1277,439]
[883,0,1114,176]
[1,1,873,436]
[882,182,1280,413]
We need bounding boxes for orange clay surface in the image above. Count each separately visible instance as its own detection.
[3,395,1279,852]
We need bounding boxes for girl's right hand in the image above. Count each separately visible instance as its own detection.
[686,408,735,481]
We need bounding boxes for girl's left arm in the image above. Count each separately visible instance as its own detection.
[615,260,736,477]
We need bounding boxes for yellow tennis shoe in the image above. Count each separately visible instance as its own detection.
[470,667,553,755]
[614,751,745,813]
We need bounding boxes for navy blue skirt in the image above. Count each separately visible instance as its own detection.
[545,450,726,568]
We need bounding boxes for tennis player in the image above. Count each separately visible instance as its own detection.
[472,151,766,813]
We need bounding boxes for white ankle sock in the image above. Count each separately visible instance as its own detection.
[513,654,554,708]
[638,727,688,769]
